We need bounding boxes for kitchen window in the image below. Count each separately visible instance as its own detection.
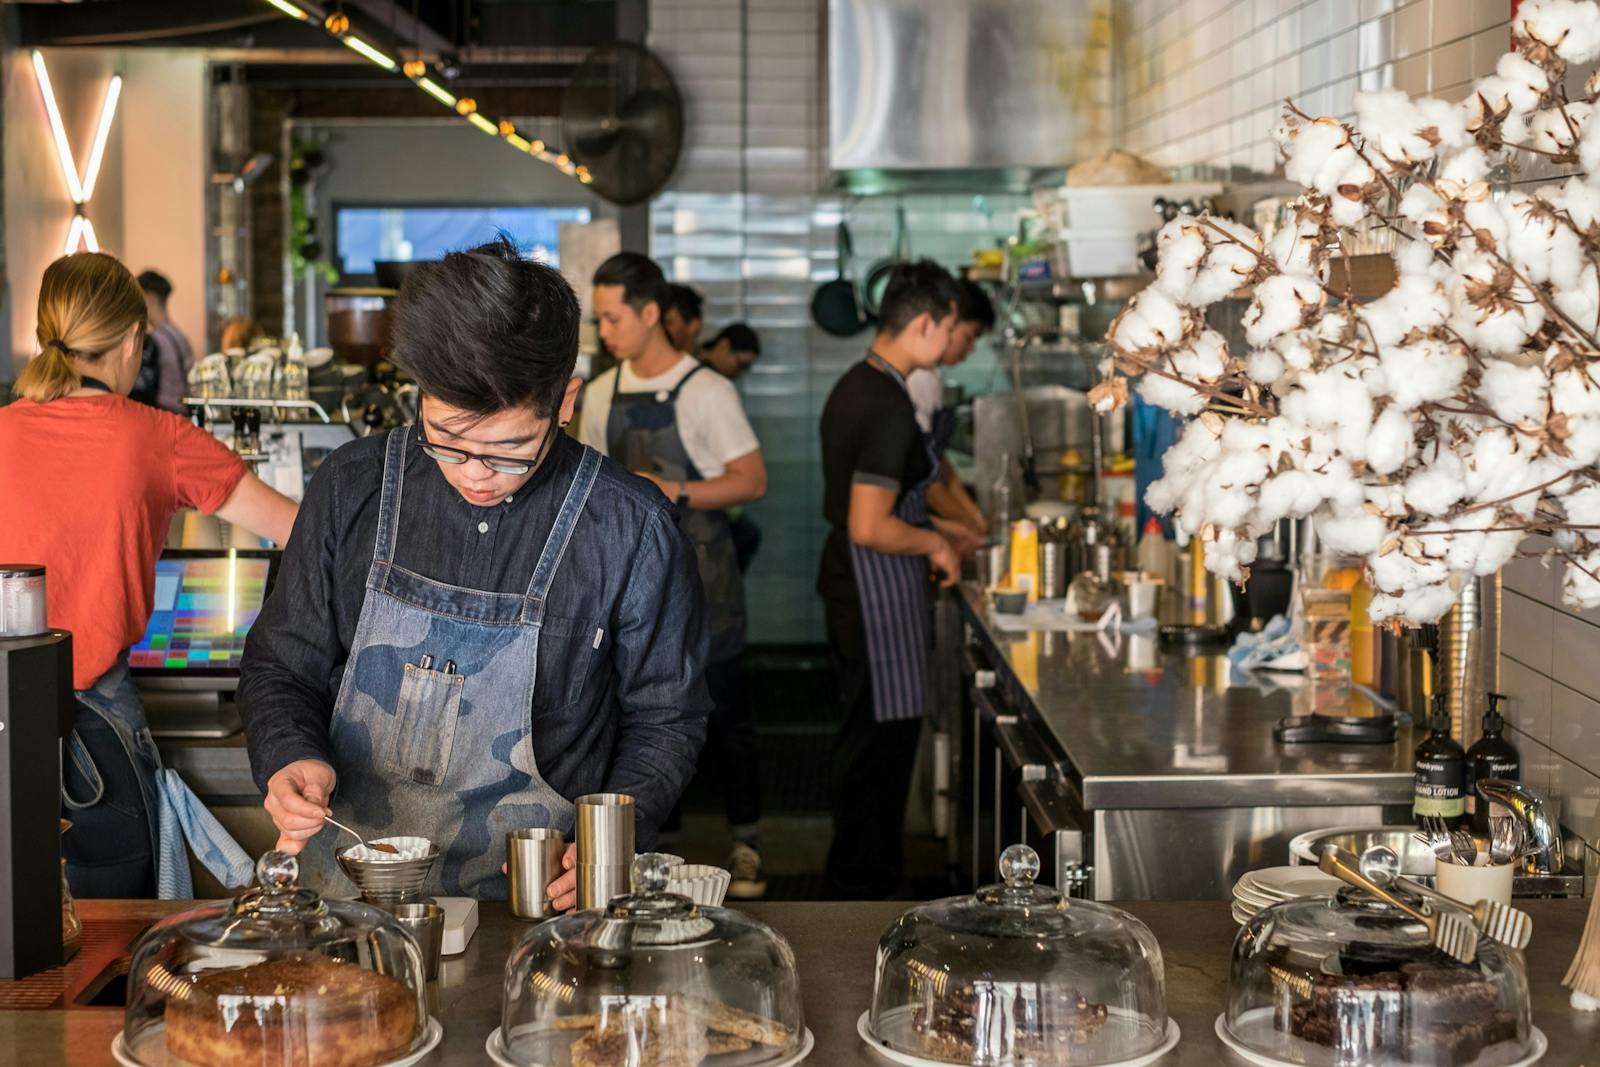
[332,203,593,281]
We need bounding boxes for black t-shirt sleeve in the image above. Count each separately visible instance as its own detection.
[850,405,920,490]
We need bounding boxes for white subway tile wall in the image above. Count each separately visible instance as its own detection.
[650,0,1023,644]
[1115,0,1511,174]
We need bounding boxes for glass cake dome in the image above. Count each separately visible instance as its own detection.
[1223,886,1535,1067]
[492,853,808,1067]
[864,845,1172,1066]
[119,851,433,1067]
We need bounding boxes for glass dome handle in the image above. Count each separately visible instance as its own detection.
[631,852,673,895]
[257,850,300,889]
[999,844,1041,887]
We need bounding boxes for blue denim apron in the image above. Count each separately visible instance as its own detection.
[299,427,599,900]
[68,658,254,897]
[848,353,943,722]
[602,363,746,662]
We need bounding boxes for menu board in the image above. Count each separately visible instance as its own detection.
[129,555,273,671]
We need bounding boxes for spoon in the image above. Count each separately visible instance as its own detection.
[323,813,400,854]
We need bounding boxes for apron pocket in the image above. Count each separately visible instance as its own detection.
[385,663,465,786]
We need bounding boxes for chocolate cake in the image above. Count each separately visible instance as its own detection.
[1279,962,1518,1067]
[911,980,1110,1064]
[164,953,418,1067]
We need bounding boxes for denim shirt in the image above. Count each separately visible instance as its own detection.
[237,430,711,848]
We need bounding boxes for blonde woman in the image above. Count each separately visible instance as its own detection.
[0,252,297,898]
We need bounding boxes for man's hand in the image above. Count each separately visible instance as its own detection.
[932,516,984,559]
[264,759,338,855]
[546,843,578,911]
[928,535,961,588]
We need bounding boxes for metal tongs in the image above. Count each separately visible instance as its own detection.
[1319,845,1478,963]
[1360,845,1532,950]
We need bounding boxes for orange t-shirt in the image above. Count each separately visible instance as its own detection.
[0,394,248,689]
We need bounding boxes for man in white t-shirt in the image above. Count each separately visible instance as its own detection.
[580,252,772,898]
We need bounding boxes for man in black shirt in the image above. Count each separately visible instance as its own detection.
[239,238,710,906]
[817,260,964,899]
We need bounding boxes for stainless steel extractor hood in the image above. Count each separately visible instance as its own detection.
[828,0,1111,188]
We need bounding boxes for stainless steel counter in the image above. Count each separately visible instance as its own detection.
[958,583,1416,809]
[5,897,1596,1065]
[956,583,1419,899]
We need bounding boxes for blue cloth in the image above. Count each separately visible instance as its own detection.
[238,429,711,854]
[73,658,254,898]
[1226,614,1298,672]
[155,769,254,898]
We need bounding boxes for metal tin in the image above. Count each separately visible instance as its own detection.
[0,565,47,638]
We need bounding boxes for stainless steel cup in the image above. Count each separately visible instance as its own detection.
[390,901,444,981]
[507,828,566,921]
[576,793,635,868]
[577,864,631,910]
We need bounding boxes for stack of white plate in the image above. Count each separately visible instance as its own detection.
[1231,866,1343,925]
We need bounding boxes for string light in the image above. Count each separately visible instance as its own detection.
[256,1,585,186]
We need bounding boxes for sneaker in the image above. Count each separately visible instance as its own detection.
[726,842,767,899]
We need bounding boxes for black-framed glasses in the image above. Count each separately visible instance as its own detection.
[417,423,553,476]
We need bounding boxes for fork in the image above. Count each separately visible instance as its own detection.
[1414,816,1456,865]
[1320,845,1478,964]
[1448,827,1479,866]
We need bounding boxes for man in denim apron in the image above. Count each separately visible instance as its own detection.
[239,238,712,905]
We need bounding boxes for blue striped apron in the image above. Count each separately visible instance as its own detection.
[850,352,943,723]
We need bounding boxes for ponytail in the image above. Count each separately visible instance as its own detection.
[15,342,81,403]
[17,252,147,403]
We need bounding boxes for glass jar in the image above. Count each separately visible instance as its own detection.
[493,853,808,1066]
[119,851,433,1067]
[1222,888,1534,1066]
[865,845,1172,1066]
[1068,544,1123,622]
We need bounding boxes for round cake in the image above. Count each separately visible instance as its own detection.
[164,952,418,1067]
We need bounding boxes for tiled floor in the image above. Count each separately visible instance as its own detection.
[667,645,955,902]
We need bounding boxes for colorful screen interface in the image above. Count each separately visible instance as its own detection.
[129,556,271,670]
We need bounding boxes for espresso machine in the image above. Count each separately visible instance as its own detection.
[0,565,74,978]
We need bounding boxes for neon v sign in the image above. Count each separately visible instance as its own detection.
[31,50,121,255]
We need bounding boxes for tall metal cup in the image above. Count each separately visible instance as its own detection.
[576,793,635,908]
[507,828,565,921]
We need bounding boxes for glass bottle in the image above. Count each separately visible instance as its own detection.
[1414,692,1467,827]
[1465,692,1520,834]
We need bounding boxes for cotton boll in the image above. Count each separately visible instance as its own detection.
[1552,363,1600,418]
[1496,52,1553,114]
[1370,544,1450,594]
[1417,96,1470,150]
[1399,182,1452,245]
[1317,508,1389,556]
[1203,529,1259,583]
[1257,469,1324,524]
[1370,581,1465,623]
[1563,551,1600,609]
[1245,274,1324,347]
[1405,449,1470,513]
[1283,120,1357,192]
[1515,0,1600,64]
[1529,102,1593,156]
[1377,338,1469,411]
[1440,146,1492,186]
[1247,347,1286,384]
[1479,360,1551,424]
[1137,372,1209,415]
[1152,220,1208,303]
[1357,90,1438,165]
[1190,240,1261,305]
[1564,483,1600,526]
[1501,192,1564,283]
[1552,175,1600,229]
[1462,198,1511,250]
[1268,215,1324,273]
[1170,329,1229,382]
[1361,261,1450,346]
[1558,415,1600,467]
[1367,406,1417,475]
[1111,286,1186,351]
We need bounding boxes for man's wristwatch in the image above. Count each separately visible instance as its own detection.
[676,482,690,508]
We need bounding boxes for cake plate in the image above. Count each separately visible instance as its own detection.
[1214,1011,1547,1067]
[485,1023,814,1066]
[857,1008,1180,1067]
[112,1015,442,1067]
